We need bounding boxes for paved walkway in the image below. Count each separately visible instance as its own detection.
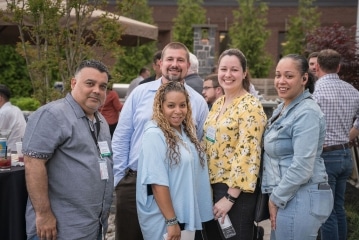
[258,219,271,240]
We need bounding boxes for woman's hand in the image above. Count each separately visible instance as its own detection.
[213,197,234,223]
[165,224,181,240]
[268,199,278,230]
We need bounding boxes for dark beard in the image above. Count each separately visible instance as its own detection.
[166,74,182,82]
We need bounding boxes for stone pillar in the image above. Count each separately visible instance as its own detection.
[193,24,217,78]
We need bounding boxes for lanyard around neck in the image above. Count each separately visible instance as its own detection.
[88,113,101,148]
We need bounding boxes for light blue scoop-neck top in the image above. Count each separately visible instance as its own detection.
[136,120,214,240]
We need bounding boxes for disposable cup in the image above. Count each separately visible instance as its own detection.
[16,142,24,162]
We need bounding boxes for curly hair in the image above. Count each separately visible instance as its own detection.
[152,81,206,167]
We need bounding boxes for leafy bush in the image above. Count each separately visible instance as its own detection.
[0,45,32,98]
[306,23,357,62]
[10,97,40,111]
[345,183,359,240]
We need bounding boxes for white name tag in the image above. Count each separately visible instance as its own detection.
[98,141,111,157]
[99,161,109,180]
[206,126,216,143]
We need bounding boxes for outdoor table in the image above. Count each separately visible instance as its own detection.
[0,166,28,240]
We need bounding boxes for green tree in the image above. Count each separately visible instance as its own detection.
[172,0,206,52]
[229,0,272,78]
[282,0,320,55]
[0,0,123,105]
[0,45,32,97]
[113,0,156,83]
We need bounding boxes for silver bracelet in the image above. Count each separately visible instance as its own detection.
[165,216,179,226]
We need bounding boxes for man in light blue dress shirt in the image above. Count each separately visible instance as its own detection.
[112,42,209,240]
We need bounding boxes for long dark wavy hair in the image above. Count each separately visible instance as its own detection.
[152,82,205,167]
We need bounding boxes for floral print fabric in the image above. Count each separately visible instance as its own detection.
[203,93,267,192]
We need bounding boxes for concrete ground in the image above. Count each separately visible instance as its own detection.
[258,219,271,240]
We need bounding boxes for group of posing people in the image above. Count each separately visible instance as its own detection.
[21,41,359,240]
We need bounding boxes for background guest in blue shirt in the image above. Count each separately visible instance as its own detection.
[112,42,209,240]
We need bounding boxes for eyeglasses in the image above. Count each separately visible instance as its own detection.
[203,86,217,91]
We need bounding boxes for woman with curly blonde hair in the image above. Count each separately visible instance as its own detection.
[136,81,213,240]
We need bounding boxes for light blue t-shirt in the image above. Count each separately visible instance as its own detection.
[112,78,209,186]
[136,121,213,239]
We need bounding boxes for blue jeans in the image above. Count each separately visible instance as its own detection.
[271,183,333,240]
[320,148,353,240]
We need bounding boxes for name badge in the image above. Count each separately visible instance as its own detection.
[206,126,216,143]
[99,160,109,180]
[98,141,111,157]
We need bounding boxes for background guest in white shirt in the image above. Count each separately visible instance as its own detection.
[0,84,26,150]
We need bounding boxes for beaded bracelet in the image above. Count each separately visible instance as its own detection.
[225,193,237,203]
[165,216,179,226]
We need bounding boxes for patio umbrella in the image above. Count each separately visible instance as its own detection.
[0,1,158,46]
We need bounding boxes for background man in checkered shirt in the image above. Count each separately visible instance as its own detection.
[313,49,359,240]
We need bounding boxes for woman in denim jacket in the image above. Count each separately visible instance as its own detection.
[261,54,334,240]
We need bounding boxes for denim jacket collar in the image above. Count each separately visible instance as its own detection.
[271,89,312,121]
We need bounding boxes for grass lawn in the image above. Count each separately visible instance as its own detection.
[345,182,359,240]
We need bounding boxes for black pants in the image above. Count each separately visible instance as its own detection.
[203,183,258,240]
[115,170,143,240]
[109,122,118,138]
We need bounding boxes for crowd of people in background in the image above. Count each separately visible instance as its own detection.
[126,67,151,99]
[2,42,359,240]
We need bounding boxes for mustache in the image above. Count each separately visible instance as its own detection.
[88,95,101,101]
[168,67,181,71]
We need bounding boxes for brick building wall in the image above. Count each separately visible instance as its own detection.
[150,5,356,65]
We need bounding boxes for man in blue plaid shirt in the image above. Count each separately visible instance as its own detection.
[313,49,359,240]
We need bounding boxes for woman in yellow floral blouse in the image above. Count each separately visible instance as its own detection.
[203,48,267,240]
